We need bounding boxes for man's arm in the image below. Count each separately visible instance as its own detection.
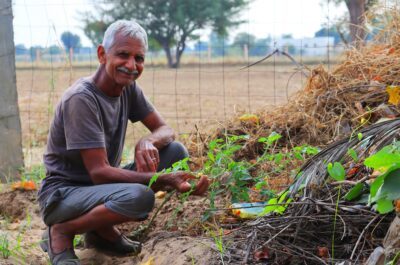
[81,148,154,185]
[135,110,175,172]
[80,147,209,194]
[141,110,175,149]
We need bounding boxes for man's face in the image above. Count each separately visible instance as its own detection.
[99,33,146,91]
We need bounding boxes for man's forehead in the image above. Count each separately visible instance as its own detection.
[110,33,146,51]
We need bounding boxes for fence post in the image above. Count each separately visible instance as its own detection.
[243,44,248,61]
[0,0,24,181]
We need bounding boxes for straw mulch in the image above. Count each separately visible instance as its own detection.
[222,118,400,264]
[183,6,400,265]
[186,8,400,162]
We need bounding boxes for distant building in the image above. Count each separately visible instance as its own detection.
[274,37,336,56]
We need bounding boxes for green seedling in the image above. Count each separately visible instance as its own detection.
[0,233,10,259]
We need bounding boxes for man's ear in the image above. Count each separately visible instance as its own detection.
[97,45,106,64]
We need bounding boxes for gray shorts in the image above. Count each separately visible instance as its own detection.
[42,141,188,226]
[43,183,155,226]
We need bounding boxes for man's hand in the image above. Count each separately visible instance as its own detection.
[155,172,209,196]
[135,138,159,172]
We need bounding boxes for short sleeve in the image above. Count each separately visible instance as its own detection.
[63,93,105,150]
[128,83,155,122]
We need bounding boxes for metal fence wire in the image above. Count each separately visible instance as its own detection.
[9,0,350,166]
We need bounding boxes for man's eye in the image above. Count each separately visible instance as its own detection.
[135,56,144,63]
[118,52,129,58]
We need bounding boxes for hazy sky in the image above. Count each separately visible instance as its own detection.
[12,0,347,48]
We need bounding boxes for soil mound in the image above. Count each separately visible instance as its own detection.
[0,190,38,221]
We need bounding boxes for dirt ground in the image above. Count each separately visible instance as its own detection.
[7,62,325,264]
[0,187,220,265]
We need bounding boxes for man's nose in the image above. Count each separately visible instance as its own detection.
[125,57,137,70]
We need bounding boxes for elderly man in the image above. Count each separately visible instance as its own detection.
[38,20,209,265]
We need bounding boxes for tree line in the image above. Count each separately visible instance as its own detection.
[16,0,386,66]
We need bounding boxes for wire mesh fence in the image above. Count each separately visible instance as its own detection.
[16,48,343,166]
[7,0,357,166]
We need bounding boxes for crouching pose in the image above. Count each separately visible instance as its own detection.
[38,20,209,265]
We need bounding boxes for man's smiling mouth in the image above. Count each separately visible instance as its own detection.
[117,67,139,77]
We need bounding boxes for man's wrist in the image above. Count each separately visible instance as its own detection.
[155,173,171,186]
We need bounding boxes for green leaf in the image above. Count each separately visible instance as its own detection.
[207,152,215,162]
[148,172,161,188]
[364,146,400,171]
[369,174,385,202]
[347,148,358,162]
[267,132,282,145]
[258,137,267,143]
[375,168,400,201]
[172,157,189,172]
[376,198,394,214]
[327,162,346,181]
[344,183,364,201]
[263,197,278,214]
[293,151,303,160]
[357,133,363,141]
[254,180,267,190]
[274,153,283,163]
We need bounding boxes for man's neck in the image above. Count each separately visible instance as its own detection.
[92,66,124,97]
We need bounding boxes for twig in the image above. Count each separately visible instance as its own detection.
[331,175,369,186]
[262,223,291,246]
[349,214,379,260]
[243,229,257,264]
[240,48,309,77]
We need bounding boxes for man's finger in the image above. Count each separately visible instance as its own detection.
[135,156,146,172]
[181,172,196,180]
[192,176,210,196]
[144,154,157,172]
[178,181,191,192]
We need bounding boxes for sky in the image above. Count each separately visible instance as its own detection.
[12,0,347,48]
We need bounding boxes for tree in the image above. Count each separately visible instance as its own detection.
[15,44,28,55]
[82,20,108,47]
[209,32,227,57]
[314,27,344,45]
[251,37,272,56]
[281,34,293,39]
[82,0,249,68]
[329,0,378,45]
[49,45,62,55]
[29,45,43,61]
[232,32,256,48]
[60,31,81,51]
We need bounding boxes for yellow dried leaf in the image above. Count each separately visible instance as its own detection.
[386,85,400,105]
[238,114,259,124]
[155,191,166,199]
[140,257,155,265]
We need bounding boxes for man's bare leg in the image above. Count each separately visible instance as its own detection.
[50,204,132,253]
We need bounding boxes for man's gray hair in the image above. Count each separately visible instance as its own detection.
[102,20,148,51]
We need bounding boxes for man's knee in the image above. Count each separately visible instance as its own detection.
[105,184,155,220]
[164,141,188,160]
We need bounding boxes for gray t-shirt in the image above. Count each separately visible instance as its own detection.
[38,77,154,207]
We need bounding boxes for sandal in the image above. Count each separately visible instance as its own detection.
[40,227,81,265]
[84,231,141,255]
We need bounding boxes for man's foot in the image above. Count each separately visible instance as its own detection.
[40,226,80,265]
[84,230,141,255]
[50,224,75,253]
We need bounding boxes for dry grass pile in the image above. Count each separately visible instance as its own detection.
[186,8,400,161]
[183,7,400,265]
[223,118,400,264]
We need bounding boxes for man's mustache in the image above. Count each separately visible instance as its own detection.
[117,67,139,77]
